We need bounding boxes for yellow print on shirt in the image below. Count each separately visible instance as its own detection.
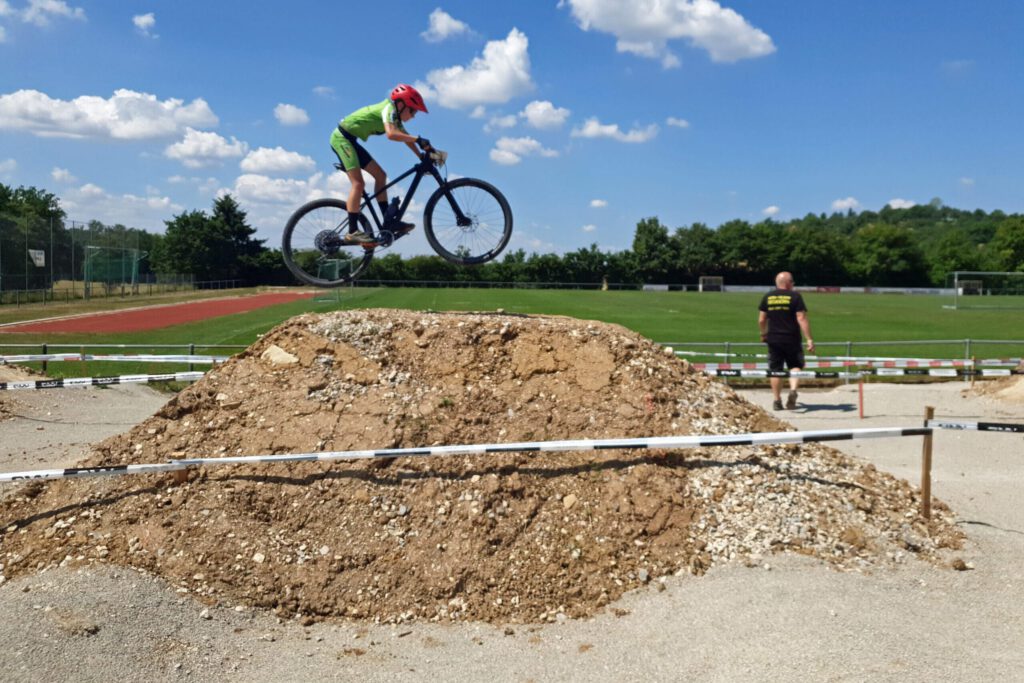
[766,294,792,311]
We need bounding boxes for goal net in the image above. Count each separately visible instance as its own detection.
[945,271,1024,310]
[699,275,724,292]
[84,246,146,297]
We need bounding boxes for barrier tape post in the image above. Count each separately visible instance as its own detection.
[921,405,934,520]
[970,356,976,389]
[858,374,864,419]
[41,342,48,375]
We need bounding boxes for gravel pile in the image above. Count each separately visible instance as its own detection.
[0,309,962,624]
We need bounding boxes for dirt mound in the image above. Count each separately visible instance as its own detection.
[0,309,962,624]
[970,363,1024,403]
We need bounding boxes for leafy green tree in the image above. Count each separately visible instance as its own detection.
[152,195,267,282]
[927,230,983,285]
[631,217,674,283]
[213,195,263,260]
[673,223,720,281]
[786,224,849,285]
[153,210,223,280]
[989,216,1024,271]
[850,223,928,286]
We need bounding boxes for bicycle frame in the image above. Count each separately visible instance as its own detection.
[356,158,471,233]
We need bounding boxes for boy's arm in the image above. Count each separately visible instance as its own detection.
[384,122,426,157]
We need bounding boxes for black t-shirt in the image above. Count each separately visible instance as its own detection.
[758,288,806,345]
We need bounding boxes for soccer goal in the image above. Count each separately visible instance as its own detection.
[945,270,1024,310]
[699,275,724,292]
[83,246,147,298]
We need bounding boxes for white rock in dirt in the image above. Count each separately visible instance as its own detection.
[261,345,298,366]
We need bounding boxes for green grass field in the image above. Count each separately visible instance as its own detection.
[1,287,1022,380]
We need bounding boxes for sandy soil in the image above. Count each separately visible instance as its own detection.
[1,366,1022,681]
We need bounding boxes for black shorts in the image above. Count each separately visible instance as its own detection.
[767,342,804,371]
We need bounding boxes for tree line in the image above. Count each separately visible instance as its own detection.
[2,182,1023,291]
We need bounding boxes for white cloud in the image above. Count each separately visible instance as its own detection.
[483,114,517,133]
[417,28,534,109]
[520,100,570,129]
[562,0,775,65]
[831,196,860,211]
[0,1,12,16]
[0,88,218,139]
[942,59,975,77]
[60,182,184,230]
[571,117,658,143]
[165,127,248,168]
[132,12,156,38]
[960,177,975,187]
[51,166,76,182]
[312,85,335,98]
[762,205,779,216]
[666,116,690,128]
[489,136,558,165]
[421,8,471,43]
[469,105,487,119]
[0,157,15,178]
[229,173,322,204]
[582,224,597,233]
[78,182,103,197]
[274,103,309,126]
[887,198,916,209]
[590,199,608,208]
[0,25,6,43]
[21,0,85,27]
[240,146,316,175]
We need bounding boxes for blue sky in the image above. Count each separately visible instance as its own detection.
[1,1,1022,256]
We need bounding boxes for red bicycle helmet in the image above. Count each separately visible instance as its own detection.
[390,84,428,113]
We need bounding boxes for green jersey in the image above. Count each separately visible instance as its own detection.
[339,99,406,141]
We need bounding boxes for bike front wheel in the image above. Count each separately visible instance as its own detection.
[423,178,513,265]
[281,198,374,287]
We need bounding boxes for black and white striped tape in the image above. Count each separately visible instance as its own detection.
[0,372,205,392]
[707,368,1021,379]
[0,427,930,484]
[926,419,1024,434]
[670,349,1023,365]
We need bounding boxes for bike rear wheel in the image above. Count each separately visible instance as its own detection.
[282,198,374,287]
[423,178,513,265]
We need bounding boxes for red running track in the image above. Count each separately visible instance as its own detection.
[0,291,316,334]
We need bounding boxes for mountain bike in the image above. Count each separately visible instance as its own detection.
[281,149,513,286]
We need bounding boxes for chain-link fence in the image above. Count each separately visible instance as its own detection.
[0,217,198,305]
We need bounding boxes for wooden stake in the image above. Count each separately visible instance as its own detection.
[858,374,864,419]
[921,405,934,520]
[172,467,189,485]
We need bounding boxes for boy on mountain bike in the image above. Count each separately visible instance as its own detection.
[330,84,435,244]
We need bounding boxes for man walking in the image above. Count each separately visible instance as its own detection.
[758,271,815,410]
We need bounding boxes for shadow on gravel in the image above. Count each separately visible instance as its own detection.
[213,450,868,493]
[1,451,870,529]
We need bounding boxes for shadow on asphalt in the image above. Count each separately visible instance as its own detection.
[789,402,858,413]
